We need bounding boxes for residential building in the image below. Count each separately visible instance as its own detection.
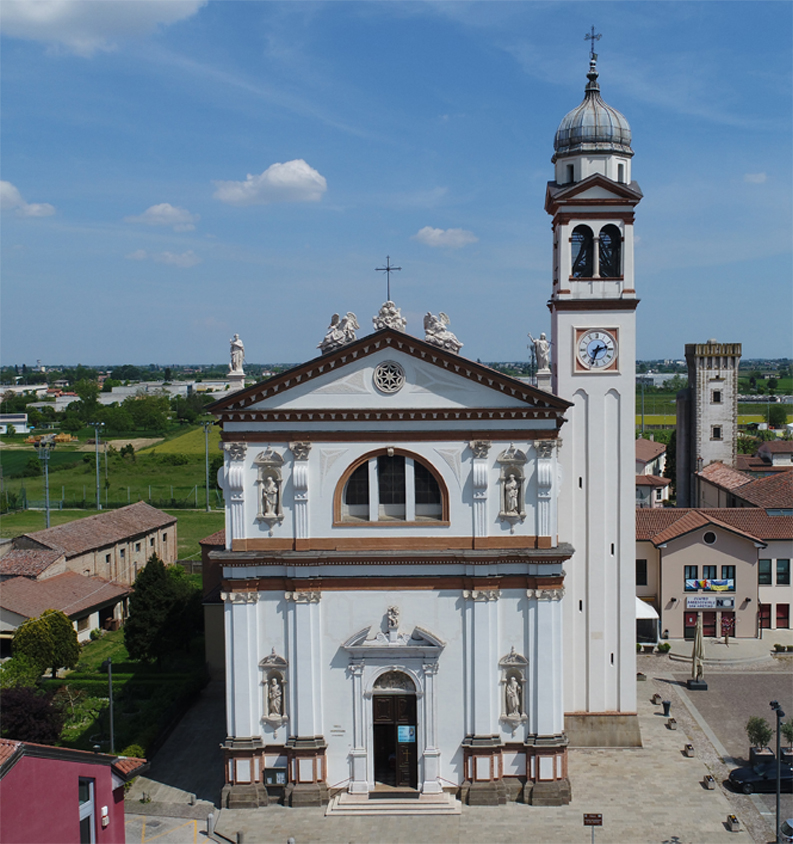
[636,508,792,639]
[0,738,146,844]
[6,501,177,586]
[635,438,670,509]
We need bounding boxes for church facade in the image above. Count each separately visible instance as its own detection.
[209,54,641,809]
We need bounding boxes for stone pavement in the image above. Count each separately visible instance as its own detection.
[127,665,790,844]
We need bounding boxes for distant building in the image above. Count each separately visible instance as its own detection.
[635,438,669,509]
[697,463,793,509]
[0,739,146,844]
[676,341,742,506]
[0,570,130,648]
[4,501,177,586]
[636,508,792,638]
[0,414,30,435]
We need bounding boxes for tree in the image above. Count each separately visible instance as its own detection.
[781,720,793,749]
[124,554,174,662]
[663,428,677,499]
[769,404,788,429]
[767,377,778,394]
[0,686,64,744]
[13,609,80,679]
[746,715,773,749]
[0,655,42,690]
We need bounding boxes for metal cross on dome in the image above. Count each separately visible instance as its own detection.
[585,26,601,61]
[375,255,401,301]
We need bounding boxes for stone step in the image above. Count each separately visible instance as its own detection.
[325,791,461,816]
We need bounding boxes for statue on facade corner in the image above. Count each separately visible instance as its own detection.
[528,332,550,371]
[229,333,245,373]
[318,312,359,354]
[423,312,462,353]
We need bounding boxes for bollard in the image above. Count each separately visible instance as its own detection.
[668,718,677,730]
[704,775,716,790]
[236,833,244,844]
[189,793,196,806]
[727,814,740,832]
[662,700,671,717]
[206,813,215,836]
[684,744,695,757]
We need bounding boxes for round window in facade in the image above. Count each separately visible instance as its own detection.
[373,361,405,394]
[703,531,717,545]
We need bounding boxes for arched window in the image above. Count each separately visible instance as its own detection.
[598,225,622,278]
[336,450,446,524]
[571,225,593,278]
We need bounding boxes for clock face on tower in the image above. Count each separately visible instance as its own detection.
[575,328,619,372]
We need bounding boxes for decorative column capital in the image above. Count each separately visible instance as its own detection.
[527,587,564,601]
[469,440,491,459]
[289,441,312,461]
[535,440,556,459]
[285,590,321,604]
[221,590,259,604]
[422,662,439,676]
[463,588,500,602]
[225,442,247,460]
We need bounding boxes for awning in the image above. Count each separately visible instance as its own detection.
[636,597,659,620]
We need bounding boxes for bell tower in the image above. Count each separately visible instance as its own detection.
[546,52,643,744]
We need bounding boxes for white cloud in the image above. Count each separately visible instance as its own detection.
[0,0,206,57]
[0,180,55,217]
[125,248,201,268]
[155,250,201,268]
[412,226,478,249]
[125,203,199,231]
[213,159,327,207]
[744,172,767,184]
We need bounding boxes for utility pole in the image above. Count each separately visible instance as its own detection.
[34,435,56,528]
[203,420,212,512]
[102,657,115,754]
[770,700,785,843]
[89,422,104,510]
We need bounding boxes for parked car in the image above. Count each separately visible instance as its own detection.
[780,819,793,844]
[728,761,793,794]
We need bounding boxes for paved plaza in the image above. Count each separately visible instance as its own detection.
[127,649,793,844]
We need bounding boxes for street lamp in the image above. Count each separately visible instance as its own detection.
[89,422,104,510]
[34,435,56,528]
[101,657,114,754]
[770,700,785,844]
[202,419,212,512]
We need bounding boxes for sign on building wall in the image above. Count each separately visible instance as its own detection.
[685,579,734,592]
[686,596,735,610]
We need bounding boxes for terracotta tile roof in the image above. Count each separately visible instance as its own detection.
[0,571,131,620]
[0,739,21,768]
[735,454,790,474]
[112,756,147,778]
[758,441,793,454]
[0,738,146,780]
[635,438,666,463]
[199,529,226,547]
[734,471,793,508]
[22,502,175,558]
[637,507,793,543]
[635,474,670,487]
[699,461,752,490]
[0,548,64,578]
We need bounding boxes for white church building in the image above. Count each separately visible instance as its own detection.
[209,53,642,810]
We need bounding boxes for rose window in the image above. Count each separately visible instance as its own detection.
[373,361,405,394]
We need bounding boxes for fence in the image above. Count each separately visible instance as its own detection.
[3,486,223,513]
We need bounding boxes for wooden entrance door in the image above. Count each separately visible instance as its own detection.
[372,694,418,788]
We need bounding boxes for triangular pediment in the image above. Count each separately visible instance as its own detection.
[209,329,570,418]
[545,174,643,213]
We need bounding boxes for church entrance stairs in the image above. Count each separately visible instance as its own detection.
[325,790,461,816]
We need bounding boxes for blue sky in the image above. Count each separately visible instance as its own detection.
[1,1,791,367]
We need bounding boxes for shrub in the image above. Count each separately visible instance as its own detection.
[781,721,793,747]
[0,686,64,744]
[89,628,103,641]
[746,716,773,749]
[120,743,146,759]
[656,642,671,653]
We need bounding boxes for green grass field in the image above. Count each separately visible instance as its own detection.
[138,425,222,455]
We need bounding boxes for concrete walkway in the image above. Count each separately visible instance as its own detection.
[665,629,793,665]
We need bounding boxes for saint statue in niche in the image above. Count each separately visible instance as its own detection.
[267,676,283,716]
[262,476,279,517]
[506,676,521,716]
[505,473,520,514]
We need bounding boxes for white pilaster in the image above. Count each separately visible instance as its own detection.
[225,443,247,547]
[465,589,500,736]
[469,440,491,538]
[348,662,368,794]
[535,440,555,540]
[420,662,442,793]
[286,590,323,737]
[528,588,565,736]
[223,591,260,738]
[290,442,311,541]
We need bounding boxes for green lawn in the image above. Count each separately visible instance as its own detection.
[138,425,222,455]
[0,508,224,560]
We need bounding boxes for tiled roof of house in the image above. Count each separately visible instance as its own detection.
[0,548,64,578]
[199,529,226,547]
[0,571,130,620]
[733,471,793,508]
[21,502,175,558]
[0,738,146,780]
[635,438,666,464]
[637,507,793,543]
[699,461,752,490]
[758,441,793,455]
[635,474,670,487]
[735,454,790,474]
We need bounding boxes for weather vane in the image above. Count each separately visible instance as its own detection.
[375,255,401,301]
[585,25,601,61]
